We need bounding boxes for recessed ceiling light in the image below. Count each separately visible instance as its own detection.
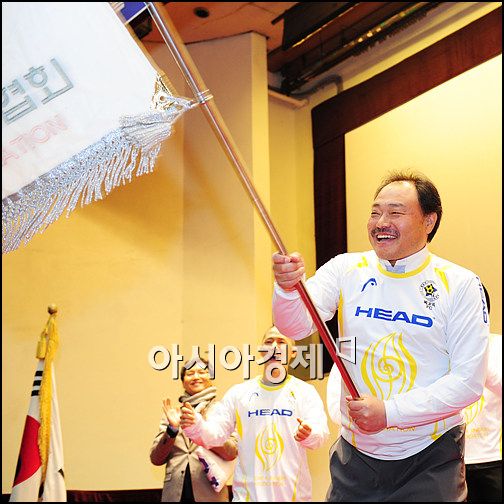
[194,7,210,19]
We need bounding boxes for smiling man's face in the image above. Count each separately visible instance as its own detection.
[367,181,436,265]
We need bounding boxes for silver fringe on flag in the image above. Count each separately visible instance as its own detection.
[2,75,195,254]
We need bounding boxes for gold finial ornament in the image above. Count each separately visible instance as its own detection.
[152,73,179,110]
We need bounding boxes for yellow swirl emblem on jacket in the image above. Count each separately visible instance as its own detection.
[361,332,417,399]
[255,422,284,472]
[463,395,485,426]
[431,419,446,440]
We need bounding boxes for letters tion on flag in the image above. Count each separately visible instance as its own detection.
[2,2,193,254]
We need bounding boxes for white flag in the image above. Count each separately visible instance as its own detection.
[2,2,193,253]
[10,361,66,502]
[42,367,66,501]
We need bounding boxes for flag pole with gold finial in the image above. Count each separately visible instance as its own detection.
[36,304,59,484]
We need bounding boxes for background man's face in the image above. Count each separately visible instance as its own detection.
[183,365,211,395]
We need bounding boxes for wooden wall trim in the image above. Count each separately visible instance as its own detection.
[314,136,347,268]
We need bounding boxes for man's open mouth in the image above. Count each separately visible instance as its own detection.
[376,233,397,242]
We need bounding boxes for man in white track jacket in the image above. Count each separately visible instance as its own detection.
[272,171,489,501]
[181,326,329,502]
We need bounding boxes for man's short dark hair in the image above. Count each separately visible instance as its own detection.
[374,171,443,242]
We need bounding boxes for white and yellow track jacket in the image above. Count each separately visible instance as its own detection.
[183,375,329,501]
[464,333,501,464]
[273,247,489,460]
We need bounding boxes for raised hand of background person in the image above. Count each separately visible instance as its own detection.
[162,398,181,428]
[180,402,196,429]
[294,417,312,442]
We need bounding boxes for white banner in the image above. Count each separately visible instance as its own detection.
[2,2,193,253]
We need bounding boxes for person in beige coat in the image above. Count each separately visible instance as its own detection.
[150,359,238,502]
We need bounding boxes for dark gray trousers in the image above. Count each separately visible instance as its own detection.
[326,425,466,502]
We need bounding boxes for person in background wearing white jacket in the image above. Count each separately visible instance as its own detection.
[180,326,329,502]
[464,286,501,502]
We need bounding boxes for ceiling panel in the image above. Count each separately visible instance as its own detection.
[135,2,444,93]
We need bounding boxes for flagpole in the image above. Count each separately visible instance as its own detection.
[146,2,359,399]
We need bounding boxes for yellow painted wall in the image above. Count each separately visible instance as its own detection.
[2,32,271,492]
